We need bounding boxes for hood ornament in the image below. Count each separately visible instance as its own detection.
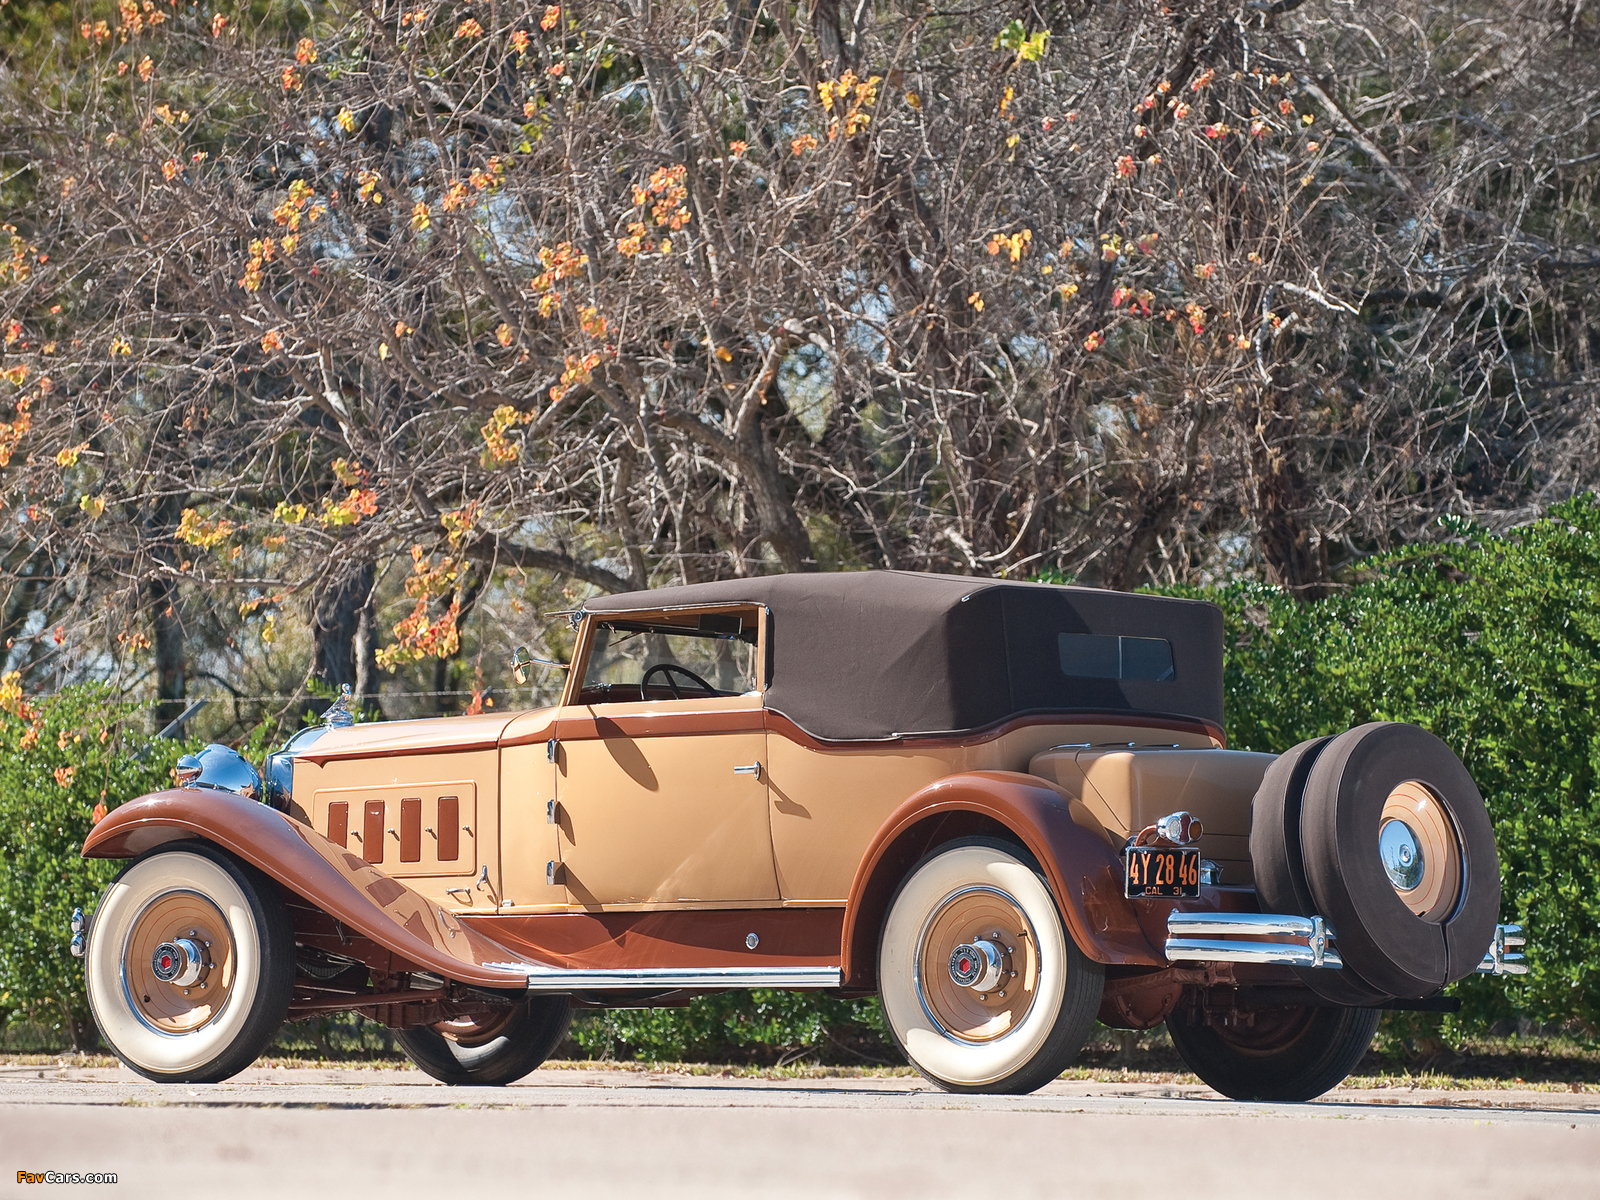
[323,684,355,728]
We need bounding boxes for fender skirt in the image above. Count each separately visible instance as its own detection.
[842,772,1165,984]
[83,789,533,990]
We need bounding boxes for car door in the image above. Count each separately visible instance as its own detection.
[552,608,779,907]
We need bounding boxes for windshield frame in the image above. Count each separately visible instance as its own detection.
[561,602,768,707]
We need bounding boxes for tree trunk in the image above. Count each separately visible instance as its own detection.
[65,1005,98,1053]
[145,491,188,733]
[309,558,375,704]
[1244,388,1331,600]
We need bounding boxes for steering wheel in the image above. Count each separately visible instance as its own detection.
[642,662,717,700]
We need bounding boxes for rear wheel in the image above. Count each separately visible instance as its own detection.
[394,994,570,1085]
[86,844,295,1083]
[877,837,1103,1095]
[1167,1004,1380,1102]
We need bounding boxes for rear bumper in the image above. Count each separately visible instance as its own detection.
[1165,912,1527,976]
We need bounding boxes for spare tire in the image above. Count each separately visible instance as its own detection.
[1250,737,1393,1006]
[1299,722,1499,998]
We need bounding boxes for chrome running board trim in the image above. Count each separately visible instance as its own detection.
[1165,911,1342,969]
[1475,924,1527,975]
[481,964,844,992]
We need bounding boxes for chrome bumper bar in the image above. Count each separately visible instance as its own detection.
[1166,912,1342,969]
[1476,924,1527,975]
[1167,913,1528,976]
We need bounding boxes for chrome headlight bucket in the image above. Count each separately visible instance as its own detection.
[174,743,265,805]
[261,725,330,812]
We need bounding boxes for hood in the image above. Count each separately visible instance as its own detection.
[292,709,547,764]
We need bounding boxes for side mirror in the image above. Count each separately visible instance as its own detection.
[512,645,568,685]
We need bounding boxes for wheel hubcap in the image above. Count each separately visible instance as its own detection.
[1379,781,1463,922]
[1379,820,1424,891]
[150,937,208,987]
[122,890,236,1034]
[948,940,1005,992]
[916,887,1037,1044]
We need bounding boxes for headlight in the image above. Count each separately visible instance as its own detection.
[175,744,264,803]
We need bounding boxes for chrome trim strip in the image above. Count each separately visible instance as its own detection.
[480,964,844,991]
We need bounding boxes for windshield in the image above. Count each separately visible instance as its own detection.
[578,614,760,702]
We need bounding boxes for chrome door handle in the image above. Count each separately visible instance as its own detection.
[733,762,762,780]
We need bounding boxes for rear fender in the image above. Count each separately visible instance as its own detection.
[840,772,1164,987]
[83,789,530,990]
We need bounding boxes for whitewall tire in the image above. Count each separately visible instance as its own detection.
[86,844,294,1083]
[878,837,1104,1094]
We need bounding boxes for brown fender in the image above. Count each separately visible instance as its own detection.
[82,789,533,990]
[840,771,1164,986]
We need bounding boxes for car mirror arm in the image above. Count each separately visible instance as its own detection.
[511,645,570,685]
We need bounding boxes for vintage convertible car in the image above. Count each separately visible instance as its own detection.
[72,573,1524,1098]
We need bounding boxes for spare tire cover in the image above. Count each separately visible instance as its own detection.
[1249,736,1393,1006]
[1299,722,1499,998]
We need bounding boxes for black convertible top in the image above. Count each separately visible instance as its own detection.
[583,571,1223,742]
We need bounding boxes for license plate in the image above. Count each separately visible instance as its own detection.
[1124,845,1200,898]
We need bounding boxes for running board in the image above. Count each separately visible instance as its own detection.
[483,964,844,992]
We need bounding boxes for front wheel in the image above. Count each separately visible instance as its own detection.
[85,844,295,1083]
[1166,1003,1380,1102]
[394,995,571,1085]
[877,837,1104,1094]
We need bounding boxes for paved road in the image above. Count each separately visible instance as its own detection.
[2,1064,1597,1198]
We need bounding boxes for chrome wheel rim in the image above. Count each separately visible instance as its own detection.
[1379,781,1463,923]
[913,886,1039,1044]
[120,889,236,1036]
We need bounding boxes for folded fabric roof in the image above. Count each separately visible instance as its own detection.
[582,570,1224,742]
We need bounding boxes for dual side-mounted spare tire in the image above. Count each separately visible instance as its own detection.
[1250,722,1500,1002]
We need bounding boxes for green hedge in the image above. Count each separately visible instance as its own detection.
[1208,497,1600,1031]
[0,683,190,1049]
[568,990,892,1065]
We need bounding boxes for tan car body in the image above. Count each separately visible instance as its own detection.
[86,591,1273,1029]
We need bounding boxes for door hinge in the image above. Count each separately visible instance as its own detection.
[547,737,559,764]
[546,860,566,886]
[546,799,560,824]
